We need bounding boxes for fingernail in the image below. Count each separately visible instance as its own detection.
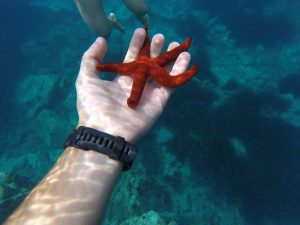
[96,37,102,43]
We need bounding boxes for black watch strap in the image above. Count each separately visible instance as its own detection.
[64,126,137,171]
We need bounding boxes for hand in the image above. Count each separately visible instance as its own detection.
[76,28,192,142]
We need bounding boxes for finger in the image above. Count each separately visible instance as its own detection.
[150,34,164,58]
[123,28,146,63]
[151,41,179,89]
[144,34,165,84]
[164,42,180,72]
[115,28,146,87]
[149,41,180,105]
[159,52,192,100]
[79,37,107,78]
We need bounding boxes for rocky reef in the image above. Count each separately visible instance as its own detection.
[0,0,300,224]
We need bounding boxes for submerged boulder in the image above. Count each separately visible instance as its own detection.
[121,210,177,225]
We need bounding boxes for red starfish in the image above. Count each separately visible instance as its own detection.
[96,26,198,108]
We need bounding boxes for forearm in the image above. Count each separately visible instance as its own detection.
[4,146,122,225]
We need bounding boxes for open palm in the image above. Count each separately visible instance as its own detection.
[76,28,192,142]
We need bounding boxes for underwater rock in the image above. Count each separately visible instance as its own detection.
[0,172,10,201]
[280,97,300,127]
[103,163,147,225]
[223,79,241,91]
[160,146,191,177]
[120,210,177,225]
[228,138,248,158]
[15,74,57,118]
[183,4,300,92]
[28,108,73,149]
[63,89,77,111]
[279,72,300,98]
[0,186,4,203]
[154,126,173,145]
[0,152,51,183]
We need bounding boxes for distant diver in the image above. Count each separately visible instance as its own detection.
[74,0,149,38]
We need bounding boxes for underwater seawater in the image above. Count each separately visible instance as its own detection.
[0,0,300,224]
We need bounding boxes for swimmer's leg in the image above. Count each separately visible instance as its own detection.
[122,0,149,25]
[108,12,125,34]
[74,0,124,38]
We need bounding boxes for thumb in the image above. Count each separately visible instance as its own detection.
[80,37,107,78]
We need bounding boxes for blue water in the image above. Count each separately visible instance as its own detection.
[0,0,300,224]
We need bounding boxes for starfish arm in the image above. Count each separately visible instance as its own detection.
[96,62,134,75]
[153,38,192,67]
[127,71,148,108]
[151,64,198,88]
[138,26,151,58]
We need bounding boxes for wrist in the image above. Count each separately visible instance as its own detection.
[68,125,137,170]
[77,121,137,143]
[77,120,108,134]
[64,146,123,171]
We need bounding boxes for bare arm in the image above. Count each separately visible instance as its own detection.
[4,28,192,225]
[4,147,122,225]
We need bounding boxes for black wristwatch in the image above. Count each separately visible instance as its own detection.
[64,126,137,171]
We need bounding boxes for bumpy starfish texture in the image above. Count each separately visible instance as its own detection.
[96,26,198,108]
